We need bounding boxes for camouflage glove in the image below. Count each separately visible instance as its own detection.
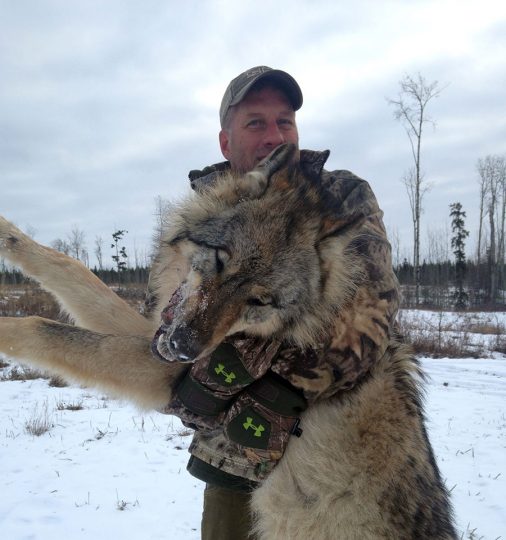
[222,372,307,464]
[163,335,280,431]
[157,328,308,462]
[168,352,307,467]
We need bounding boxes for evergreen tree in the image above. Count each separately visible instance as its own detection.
[449,203,469,309]
[111,230,128,286]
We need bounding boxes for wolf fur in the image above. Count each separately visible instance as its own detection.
[0,144,456,539]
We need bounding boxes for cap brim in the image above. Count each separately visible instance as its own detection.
[229,69,303,111]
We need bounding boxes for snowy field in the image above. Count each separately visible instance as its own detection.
[0,319,505,539]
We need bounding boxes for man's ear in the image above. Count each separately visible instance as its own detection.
[219,130,231,161]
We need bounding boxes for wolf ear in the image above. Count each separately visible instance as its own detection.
[236,143,297,199]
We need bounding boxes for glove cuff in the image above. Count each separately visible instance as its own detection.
[177,372,232,416]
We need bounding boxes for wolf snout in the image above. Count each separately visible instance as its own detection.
[167,326,201,362]
[151,325,199,364]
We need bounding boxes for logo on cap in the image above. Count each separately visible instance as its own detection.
[245,66,271,79]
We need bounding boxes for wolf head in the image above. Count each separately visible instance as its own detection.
[154,144,362,362]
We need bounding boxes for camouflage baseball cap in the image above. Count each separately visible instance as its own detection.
[219,66,303,127]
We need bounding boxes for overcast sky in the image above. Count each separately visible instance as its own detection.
[1,0,505,268]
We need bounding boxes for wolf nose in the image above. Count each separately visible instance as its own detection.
[169,336,191,362]
[168,327,200,363]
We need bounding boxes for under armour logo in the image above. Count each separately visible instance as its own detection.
[214,363,236,384]
[242,417,265,437]
[246,66,270,78]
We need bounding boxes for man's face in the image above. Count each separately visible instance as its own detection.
[219,86,299,173]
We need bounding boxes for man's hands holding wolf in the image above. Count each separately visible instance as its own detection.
[152,288,306,465]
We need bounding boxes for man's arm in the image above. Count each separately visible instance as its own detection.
[272,173,400,402]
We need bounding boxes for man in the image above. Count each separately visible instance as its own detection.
[156,66,399,539]
[218,69,301,173]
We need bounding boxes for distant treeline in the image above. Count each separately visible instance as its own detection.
[395,259,506,309]
[0,266,150,287]
[2,261,505,310]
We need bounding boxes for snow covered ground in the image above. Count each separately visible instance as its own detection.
[399,309,506,354]
[0,375,203,540]
[424,356,505,539]
[0,331,505,538]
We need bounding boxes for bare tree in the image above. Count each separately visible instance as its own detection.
[488,179,498,303]
[476,165,488,265]
[498,160,506,300]
[51,238,71,255]
[26,225,37,239]
[402,167,432,282]
[94,236,104,271]
[388,73,444,305]
[81,248,90,268]
[153,195,171,247]
[426,225,450,265]
[477,155,506,304]
[387,226,401,268]
[67,226,87,262]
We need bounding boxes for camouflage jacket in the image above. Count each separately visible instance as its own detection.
[161,149,400,484]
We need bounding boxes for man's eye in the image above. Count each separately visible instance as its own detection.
[278,119,294,128]
[247,119,263,128]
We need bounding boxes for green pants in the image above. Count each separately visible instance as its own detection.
[201,484,254,540]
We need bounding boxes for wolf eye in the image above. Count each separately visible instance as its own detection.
[215,248,229,273]
[247,296,273,307]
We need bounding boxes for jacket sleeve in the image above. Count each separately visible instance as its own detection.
[271,172,400,403]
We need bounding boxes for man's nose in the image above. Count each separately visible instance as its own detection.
[263,123,285,147]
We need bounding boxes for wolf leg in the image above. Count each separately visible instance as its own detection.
[0,316,184,409]
[0,215,152,336]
